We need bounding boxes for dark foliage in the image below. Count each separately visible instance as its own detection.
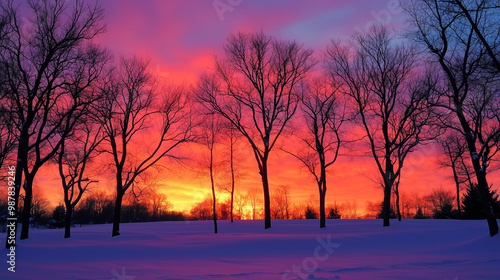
[327,206,341,219]
[305,206,318,219]
[377,203,397,219]
[414,208,428,219]
[432,205,459,219]
[50,205,66,229]
[462,184,500,220]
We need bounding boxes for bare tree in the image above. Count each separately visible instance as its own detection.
[437,133,474,217]
[271,185,292,219]
[393,184,414,220]
[285,77,344,228]
[445,1,500,73]
[426,186,456,217]
[196,32,314,229]
[198,113,222,233]
[190,195,213,220]
[99,56,195,237]
[0,106,15,175]
[233,192,247,219]
[219,125,244,222]
[246,187,262,220]
[140,177,172,220]
[410,192,433,218]
[325,26,436,227]
[0,0,109,246]
[404,0,500,236]
[74,189,114,224]
[56,118,104,238]
[400,191,413,218]
[18,185,50,227]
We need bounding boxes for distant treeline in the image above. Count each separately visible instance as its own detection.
[1,182,498,233]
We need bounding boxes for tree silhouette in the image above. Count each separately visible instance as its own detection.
[0,0,109,246]
[198,114,222,233]
[0,104,15,176]
[284,77,344,228]
[99,56,195,237]
[271,185,292,219]
[437,133,473,217]
[56,119,104,238]
[405,0,500,236]
[0,11,16,177]
[246,187,262,220]
[219,125,243,223]
[325,26,436,227]
[196,31,314,229]
[427,187,456,219]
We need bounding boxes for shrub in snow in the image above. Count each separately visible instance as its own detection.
[305,206,318,219]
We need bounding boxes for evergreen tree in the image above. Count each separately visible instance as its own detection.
[462,184,500,220]
[51,204,66,228]
[432,203,458,219]
[327,206,341,219]
[414,208,427,219]
[305,206,318,219]
[377,203,397,219]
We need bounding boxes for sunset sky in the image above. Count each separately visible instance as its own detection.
[34,0,500,215]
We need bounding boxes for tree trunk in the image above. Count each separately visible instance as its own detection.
[476,170,499,236]
[261,158,271,229]
[210,159,218,234]
[112,191,123,237]
[382,178,393,227]
[463,127,499,236]
[319,189,326,228]
[212,190,218,234]
[5,133,27,248]
[230,138,235,222]
[64,205,73,238]
[319,162,327,228]
[209,142,217,233]
[396,192,401,221]
[20,176,34,240]
[395,181,402,221]
[382,156,395,227]
[229,167,234,222]
[230,190,234,222]
[451,162,461,218]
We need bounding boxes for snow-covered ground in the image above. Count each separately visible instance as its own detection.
[1,219,499,280]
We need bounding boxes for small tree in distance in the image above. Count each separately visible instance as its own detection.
[327,205,341,219]
[197,114,223,233]
[219,125,244,223]
[51,204,65,229]
[437,133,473,218]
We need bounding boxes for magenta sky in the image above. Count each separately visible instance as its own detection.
[93,0,411,212]
[98,0,407,83]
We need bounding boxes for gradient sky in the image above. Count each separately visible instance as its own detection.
[35,0,500,215]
